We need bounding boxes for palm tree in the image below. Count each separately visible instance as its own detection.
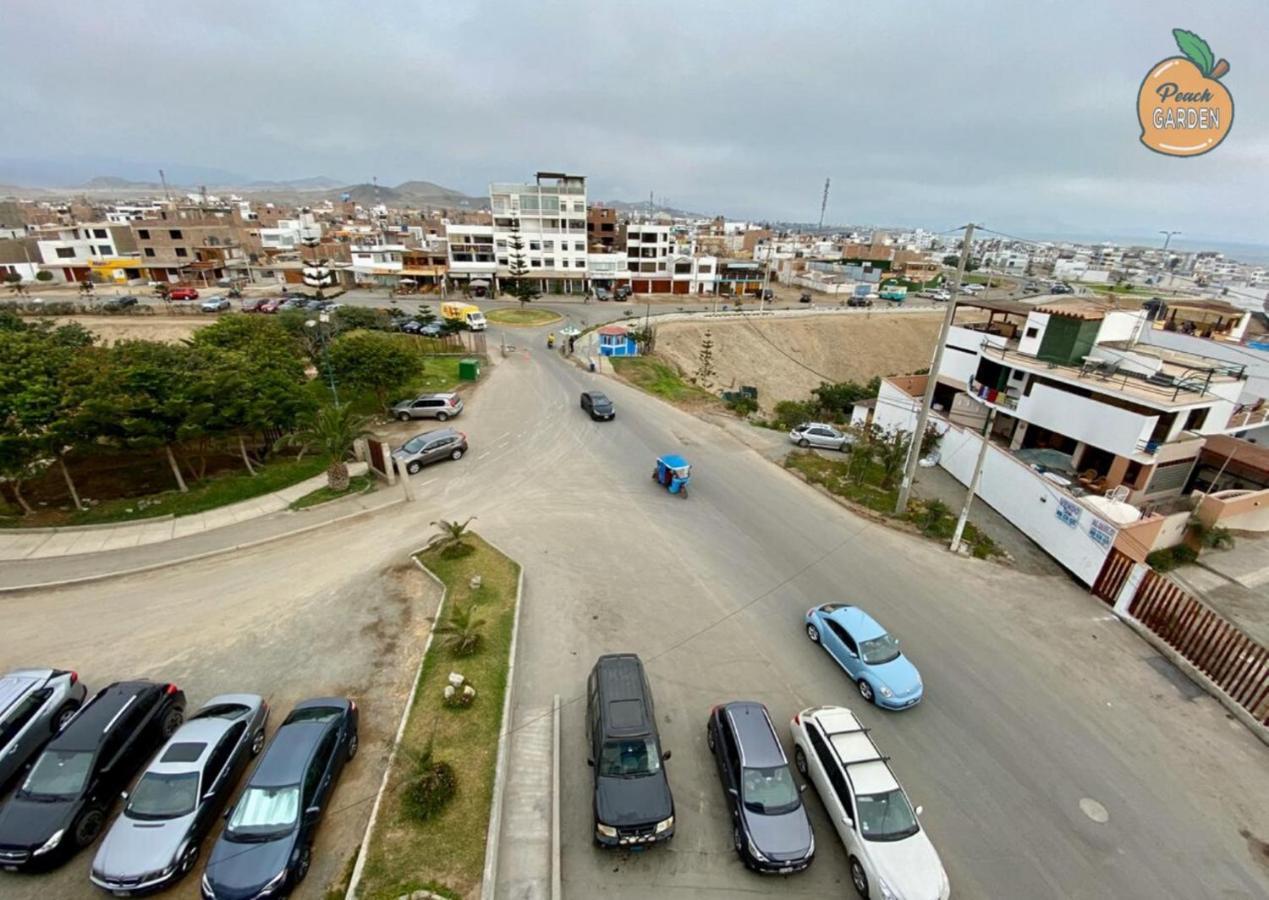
[430,516,476,550]
[275,402,374,491]
[434,602,486,656]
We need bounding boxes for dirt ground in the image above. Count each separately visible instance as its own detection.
[652,312,946,408]
[55,314,210,344]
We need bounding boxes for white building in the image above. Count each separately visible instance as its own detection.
[259,214,322,252]
[488,172,588,294]
[35,224,129,282]
[626,223,673,292]
[349,243,405,285]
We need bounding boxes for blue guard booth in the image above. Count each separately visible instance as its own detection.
[598,325,639,357]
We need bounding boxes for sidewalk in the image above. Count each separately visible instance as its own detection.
[0,462,369,563]
[0,473,401,593]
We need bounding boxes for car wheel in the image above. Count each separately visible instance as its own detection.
[839,441,850,452]
[706,723,716,751]
[450,448,464,461]
[436,412,449,422]
[251,728,266,756]
[397,412,411,422]
[52,701,79,732]
[295,845,312,883]
[178,844,198,875]
[794,746,808,776]
[798,438,810,448]
[850,856,869,897]
[806,623,821,643]
[74,806,106,848]
[347,729,359,760]
[732,822,743,854]
[161,706,184,738]
[857,679,876,705]
[407,461,422,474]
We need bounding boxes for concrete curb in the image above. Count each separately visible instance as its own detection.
[481,534,526,900]
[0,497,405,594]
[344,550,449,900]
[551,693,561,900]
[0,514,175,535]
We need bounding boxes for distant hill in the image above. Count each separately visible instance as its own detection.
[319,180,486,209]
[245,176,344,191]
[80,175,164,190]
[600,199,709,219]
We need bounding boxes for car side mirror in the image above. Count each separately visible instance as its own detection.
[223,806,234,820]
[306,805,320,816]
[662,750,671,761]
[799,783,808,793]
[915,805,924,816]
[119,791,128,801]
[728,787,738,797]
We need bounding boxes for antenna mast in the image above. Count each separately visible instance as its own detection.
[158,169,172,203]
[818,177,830,230]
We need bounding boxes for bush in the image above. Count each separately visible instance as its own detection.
[727,395,758,416]
[405,746,458,821]
[772,400,818,430]
[1147,544,1199,571]
[914,499,952,537]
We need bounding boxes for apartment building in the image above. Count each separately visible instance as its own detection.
[586,206,626,253]
[488,172,588,294]
[349,243,406,285]
[35,224,137,282]
[130,208,248,283]
[626,223,673,292]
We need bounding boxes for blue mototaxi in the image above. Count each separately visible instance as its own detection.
[653,454,691,497]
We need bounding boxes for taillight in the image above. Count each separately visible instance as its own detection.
[459,432,467,440]
[448,397,458,406]
[69,671,78,685]
[349,699,357,713]
[792,712,800,726]
[165,683,178,695]
[806,607,817,618]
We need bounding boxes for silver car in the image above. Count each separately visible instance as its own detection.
[392,427,468,474]
[789,422,853,451]
[0,669,86,790]
[89,694,268,894]
[392,392,463,422]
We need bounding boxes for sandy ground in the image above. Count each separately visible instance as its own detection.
[54,315,211,344]
[652,311,946,408]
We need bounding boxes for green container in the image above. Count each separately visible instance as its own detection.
[458,357,481,381]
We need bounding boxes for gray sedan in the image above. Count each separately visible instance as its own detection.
[788,422,853,451]
[89,694,268,895]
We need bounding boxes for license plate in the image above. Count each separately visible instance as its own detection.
[779,867,793,873]
[3,865,18,872]
[113,892,132,898]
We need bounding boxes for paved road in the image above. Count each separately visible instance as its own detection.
[1,321,1266,899]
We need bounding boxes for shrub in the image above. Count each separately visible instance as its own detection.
[1147,544,1199,571]
[915,499,952,537]
[727,395,758,416]
[772,400,818,430]
[404,744,457,821]
[434,603,486,657]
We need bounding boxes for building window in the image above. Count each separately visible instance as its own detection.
[543,241,553,250]
[97,245,112,255]
[544,258,555,268]
[169,229,183,239]
[137,229,150,239]
[1025,326,1039,338]
[675,262,691,274]
[144,247,155,257]
[574,242,584,251]
[530,242,541,251]
[497,257,508,266]
[698,265,712,274]
[561,259,569,268]
[175,247,188,257]
[531,259,541,268]
[496,240,507,249]
[55,247,76,258]
[93,228,107,238]
[1183,407,1208,431]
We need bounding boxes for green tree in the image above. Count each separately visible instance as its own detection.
[695,329,716,383]
[35,270,53,283]
[333,305,392,332]
[274,402,374,491]
[327,330,419,411]
[430,516,476,551]
[811,378,880,421]
[504,220,540,308]
[435,602,486,656]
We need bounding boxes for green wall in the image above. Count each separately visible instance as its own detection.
[1037,316,1100,366]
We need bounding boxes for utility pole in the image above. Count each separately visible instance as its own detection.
[818,177,830,230]
[1159,230,1181,290]
[949,404,997,553]
[158,169,172,204]
[894,222,978,514]
[759,230,775,312]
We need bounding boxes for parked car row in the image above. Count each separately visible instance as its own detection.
[0,668,357,898]
[242,296,340,315]
[586,606,944,898]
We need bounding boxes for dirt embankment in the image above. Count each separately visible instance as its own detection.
[52,315,211,344]
[653,313,944,409]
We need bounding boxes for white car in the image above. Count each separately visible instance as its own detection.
[929,289,952,302]
[790,706,950,899]
[789,422,853,451]
[960,283,984,294]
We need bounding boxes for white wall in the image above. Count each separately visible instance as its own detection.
[1097,310,1146,343]
[875,380,921,434]
[1015,383,1156,457]
[937,421,1117,584]
[942,326,1009,387]
[1017,312,1049,356]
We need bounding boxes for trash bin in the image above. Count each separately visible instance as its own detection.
[458,357,481,381]
[588,360,596,372]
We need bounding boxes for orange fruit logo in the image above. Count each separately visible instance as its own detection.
[1138,29,1233,157]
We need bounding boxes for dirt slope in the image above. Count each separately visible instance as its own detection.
[653,312,944,408]
[54,315,210,344]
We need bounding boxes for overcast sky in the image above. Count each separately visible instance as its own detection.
[3,1,1267,245]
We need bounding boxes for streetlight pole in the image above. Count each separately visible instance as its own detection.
[894,222,978,515]
[306,315,339,405]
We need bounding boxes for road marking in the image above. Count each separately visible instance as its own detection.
[477,451,491,460]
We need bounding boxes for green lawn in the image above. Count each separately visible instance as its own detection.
[484,307,562,326]
[10,456,330,528]
[289,473,375,510]
[357,534,520,900]
[611,356,720,406]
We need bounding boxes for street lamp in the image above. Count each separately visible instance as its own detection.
[305,314,339,405]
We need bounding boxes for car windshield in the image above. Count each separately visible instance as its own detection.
[741,765,801,816]
[126,771,200,820]
[856,788,920,841]
[591,394,609,404]
[402,437,426,453]
[599,738,661,777]
[21,749,93,799]
[860,633,901,665]
[225,785,300,841]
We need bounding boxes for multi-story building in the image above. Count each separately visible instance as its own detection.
[586,205,625,253]
[130,208,249,284]
[626,223,674,292]
[489,172,588,294]
[349,243,405,286]
[35,224,137,283]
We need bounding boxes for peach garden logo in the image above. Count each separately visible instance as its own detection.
[1137,29,1232,157]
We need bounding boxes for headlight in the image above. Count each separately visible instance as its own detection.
[201,873,214,897]
[878,877,898,900]
[256,868,288,896]
[879,684,894,698]
[32,829,64,856]
[654,815,674,834]
[596,823,617,838]
[745,833,768,862]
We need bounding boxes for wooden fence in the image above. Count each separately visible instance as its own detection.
[1127,570,1269,726]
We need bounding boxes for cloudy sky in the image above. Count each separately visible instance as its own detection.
[3,1,1266,245]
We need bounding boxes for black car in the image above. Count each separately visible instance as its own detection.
[587,655,674,849]
[614,286,631,301]
[707,701,814,873]
[0,681,186,872]
[580,391,615,421]
[202,698,358,900]
[102,296,139,311]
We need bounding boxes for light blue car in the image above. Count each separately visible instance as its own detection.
[804,604,923,710]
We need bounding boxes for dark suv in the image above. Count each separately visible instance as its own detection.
[706,701,814,873]
[202,698,358,900]
[0,680,186,871]
[586,654,674,848]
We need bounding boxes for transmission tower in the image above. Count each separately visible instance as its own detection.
[818,177,831,230]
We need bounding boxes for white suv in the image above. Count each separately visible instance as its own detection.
[790,706,949,899]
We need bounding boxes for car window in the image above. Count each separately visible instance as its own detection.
[126,770,200,820]
[302,729,338,808]
[826,619,851,647]
[226,785,299,840]
[720,718,741,774]
[837,626,860,656]
[402,437,426,453]
[741,765,800,815]
[856,788,920,841]
[0,688,52,744]
[21,749,94,799]
[598,737,662,777]
[203,721,248,788]
[860,633,901,665]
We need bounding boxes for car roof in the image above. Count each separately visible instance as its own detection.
[825,605,887,641]
[408,427,459,442]
[54,681,159,752]
[810,707,899,795]
[148,718,232,773]
[594,655,651,736]
[250,720,332,787]
[414,392,455,400]
[722,702,785,768]
[0,669,54,712]
[796,422,837,430]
